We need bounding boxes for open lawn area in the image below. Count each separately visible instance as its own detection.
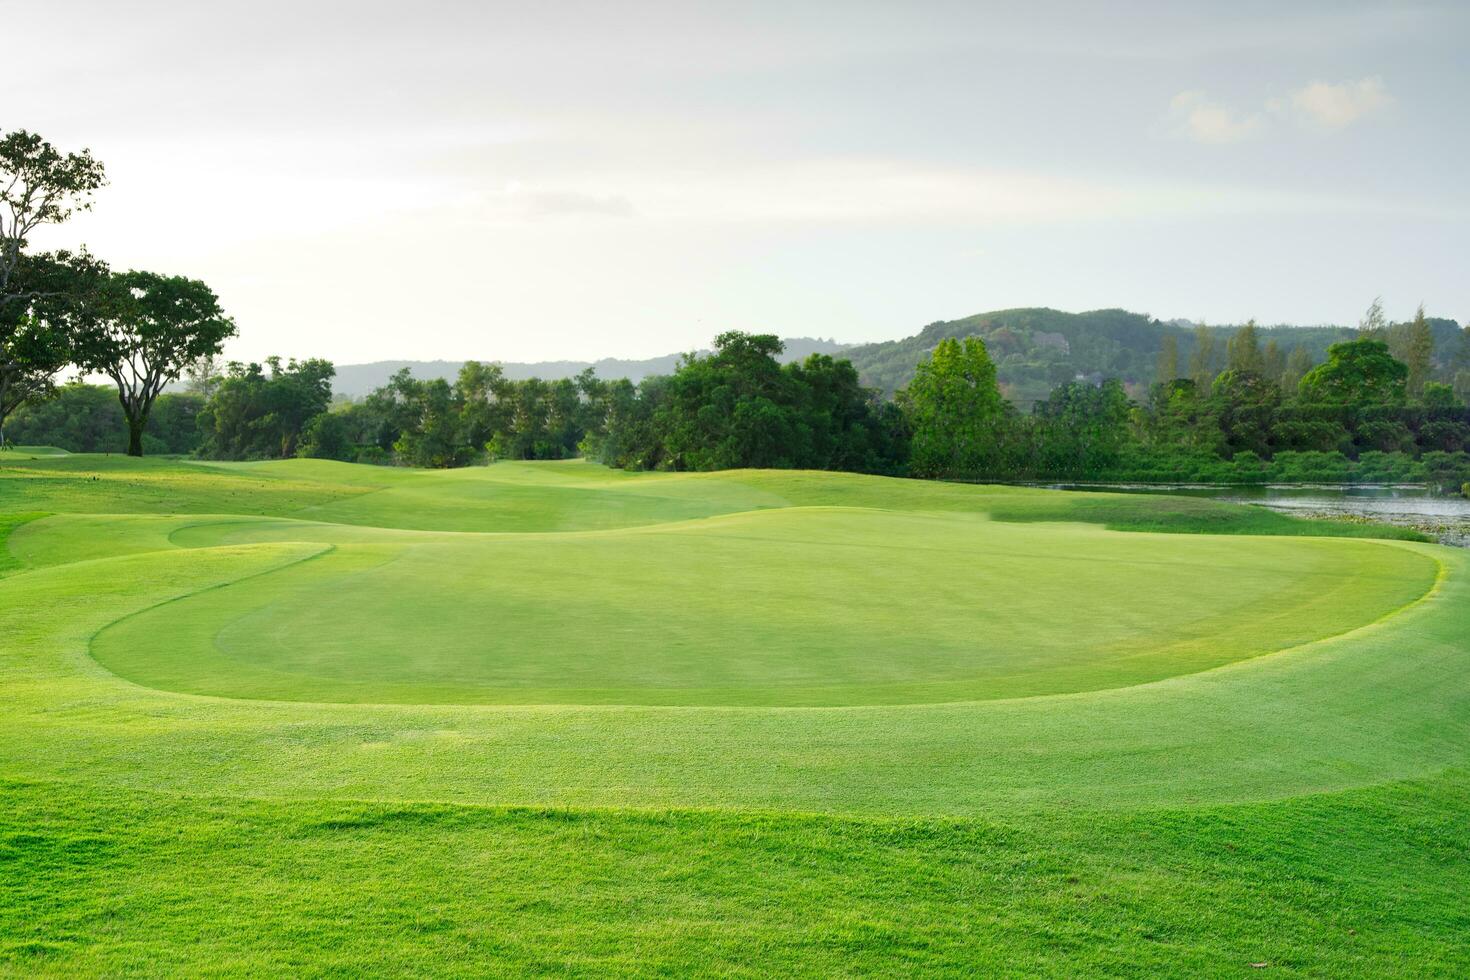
[2,454,1467,975]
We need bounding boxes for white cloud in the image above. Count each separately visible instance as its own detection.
[1288,76,1394,130]
[1168,90,1266,144]
[1169,76,1393,144]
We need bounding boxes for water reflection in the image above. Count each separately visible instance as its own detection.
[1040,483,1470,548]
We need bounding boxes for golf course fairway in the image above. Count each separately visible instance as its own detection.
[3,453,1468,975]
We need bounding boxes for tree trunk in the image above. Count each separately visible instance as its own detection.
[128,418,144,457]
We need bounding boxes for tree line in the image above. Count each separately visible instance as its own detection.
[165,333,907,474]
[1,129,235,455]
[900,311,1470,492]
[16,316,1467,496]
[5,128,1467,493]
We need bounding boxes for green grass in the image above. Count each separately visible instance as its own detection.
[79,509,1435,706]
[5,774,1467,977]
[2,456,1468,975]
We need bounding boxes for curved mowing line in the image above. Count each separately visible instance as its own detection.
[80,542,339,689]
[5,536,1463,813]
[80,527,1448,713]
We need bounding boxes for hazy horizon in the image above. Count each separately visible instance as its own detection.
[16,0,1470,366]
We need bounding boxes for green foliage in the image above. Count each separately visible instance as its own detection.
[900,337,1007,478]
[1422,381,1458,409]
[486,375,587,461]
[1189,322,1219,390]
[5,383,202,454]
[1210,369,1281,458]
[311,362,609,468]
[1029,378,1132,478]
[197,357,334,460]
[296,409,354,461]
[838,305,1464,411]
[76,270,235,455]
[1261,338,1284,384]
[1156,331,1179,381]
[589,332,906,474]
[0,128,106,299]
[889,333,1468,484]
[1225,320,1264,374]
[0,251,110,440]
[1280,344,1313,393]
[1299,338,1408,406]
[393,376,476,468]
[1420,451,1470,493]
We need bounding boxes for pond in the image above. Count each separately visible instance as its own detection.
[1037,483,1470,548]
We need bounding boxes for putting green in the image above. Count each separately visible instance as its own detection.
[84,506,1435,706]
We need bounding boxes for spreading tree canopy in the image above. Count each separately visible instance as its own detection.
[0,130,107,444]
[77,270,235,456]
[0,250,108,444]
[1297,338,1408,407]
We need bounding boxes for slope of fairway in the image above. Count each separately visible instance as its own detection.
[0,452,1434,537]
[3,455,1468,975]
[84,507,1437,705]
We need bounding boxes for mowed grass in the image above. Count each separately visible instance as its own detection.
[5,773,1467,977]
[81,508,1435,705]
[2,455,1468,975]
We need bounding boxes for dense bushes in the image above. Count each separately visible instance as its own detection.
[899,328,1469,489]
[4,383,203,454]
[196,358,334,460]
[285,365,604,467]
[1084,448,1470,488]
[586,333,906,474]
[7,325,1468,494]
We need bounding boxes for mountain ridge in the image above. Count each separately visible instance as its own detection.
[329,308,1465,404]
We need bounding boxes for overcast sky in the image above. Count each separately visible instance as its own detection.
[11,0,1469,364]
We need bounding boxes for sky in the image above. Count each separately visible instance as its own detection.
[10,0,1469,364]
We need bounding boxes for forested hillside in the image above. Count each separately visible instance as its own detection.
[323,309,1466,407]
[845,307,1465,404]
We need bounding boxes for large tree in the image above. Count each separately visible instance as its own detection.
[0,250,110,446]
[0,130,107,444]
[455,360,510,450]
[900,336,1009,478]
[1401,304,1434,401]
[1297,338,1407,406]
[78,270,235,456]
[0,130,106,297]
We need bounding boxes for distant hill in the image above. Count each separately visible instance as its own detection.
[328,310,1465,404]
[330,336,850,398]
[842,307,1465,405]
